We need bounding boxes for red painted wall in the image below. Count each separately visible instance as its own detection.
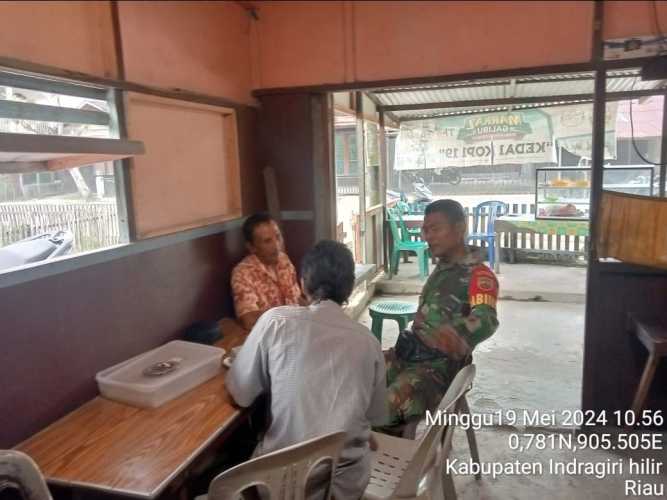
[118,1,255,104]
[1,2,666,95]
[251,1,594,89]
[604,0,667,39]
[0,1,118,78]
[251,1,667,90]
[0,1,256,105]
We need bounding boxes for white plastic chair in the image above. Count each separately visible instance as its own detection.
[363,365,476,500]
[198,431,347,500]
[0,450,52,500]
[402,392,481,482]
[456,395,481,481]
[402,357,481,483]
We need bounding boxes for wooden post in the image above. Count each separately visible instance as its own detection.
[263,166,281,222]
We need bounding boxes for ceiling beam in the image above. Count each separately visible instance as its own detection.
[396,100,586,122]
[381,94,594,112]
[372,78,513,94]
[368,71,648,96]
[364,91,400,124]
[393,88,667,121]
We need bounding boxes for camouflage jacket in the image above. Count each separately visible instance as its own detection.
[395,247,499,362]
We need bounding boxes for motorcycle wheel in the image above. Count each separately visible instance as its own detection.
[445,169,462,185]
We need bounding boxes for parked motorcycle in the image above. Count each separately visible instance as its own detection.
[412,177,433,202]
[0,230,74,271]
[437,167,462,185]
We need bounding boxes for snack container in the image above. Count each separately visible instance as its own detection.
[96,340,225,408]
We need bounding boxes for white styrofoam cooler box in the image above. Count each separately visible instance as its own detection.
[96,340,225,408]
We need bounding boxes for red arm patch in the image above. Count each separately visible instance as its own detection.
[468,266,499,309]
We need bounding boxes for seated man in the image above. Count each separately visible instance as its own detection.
[382,199,499,434]
[226,240,387,500]
[231,213,303,330]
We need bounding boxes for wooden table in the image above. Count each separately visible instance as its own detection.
[15,319,249,499]
[401,214,424,227]
[494,215,589,274]
[628,315,667,416]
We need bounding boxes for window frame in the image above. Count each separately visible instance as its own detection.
[0,70,248,288]
[0,72,132,276]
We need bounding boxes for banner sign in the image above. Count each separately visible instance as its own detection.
[549,102,618,160]
[394,103,617,170]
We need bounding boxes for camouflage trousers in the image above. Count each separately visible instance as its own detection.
[377,348,457,434]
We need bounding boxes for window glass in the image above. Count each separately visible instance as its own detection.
[0,78,124,273]
[364,121,380,207]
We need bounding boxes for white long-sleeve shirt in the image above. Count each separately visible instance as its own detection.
[226,300,387,500]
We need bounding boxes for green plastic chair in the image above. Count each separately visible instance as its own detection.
[407,201,427,215]
[368,301,418,343]
[388,206,421,240]
[386,210,430,279]
[396,200,410,214]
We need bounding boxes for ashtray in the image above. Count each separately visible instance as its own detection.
[143,357,183,377]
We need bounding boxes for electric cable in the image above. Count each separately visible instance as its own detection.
[629,79,662,166]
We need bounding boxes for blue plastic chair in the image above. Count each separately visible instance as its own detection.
[467,201,508,269]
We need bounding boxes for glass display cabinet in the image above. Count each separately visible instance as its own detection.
[535,166,654,220]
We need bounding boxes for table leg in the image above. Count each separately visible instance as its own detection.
[631,352,659,416]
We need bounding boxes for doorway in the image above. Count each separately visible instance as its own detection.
[356,69,663,422]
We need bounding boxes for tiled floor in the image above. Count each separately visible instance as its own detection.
[359,295,584,419]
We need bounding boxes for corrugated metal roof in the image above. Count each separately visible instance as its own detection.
[391,100,593,121]
[370,69,667,122]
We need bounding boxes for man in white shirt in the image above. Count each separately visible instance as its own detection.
[226,240,387,500]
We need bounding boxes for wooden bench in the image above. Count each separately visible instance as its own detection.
[628,315,667,415]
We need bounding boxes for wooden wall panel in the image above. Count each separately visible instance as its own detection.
[0,1,117,78]
[583,267,667,414]
[126,93,242,239]
[253,1,593,89]
[604,1,667,39]
[237,107,265,213]
[259,94,314,212]
[281,220,316,273]
[0,230,242,448]
[118,1,254,104]
[253,1,346,89]
[353,1,592,82]
[258,92,336,262]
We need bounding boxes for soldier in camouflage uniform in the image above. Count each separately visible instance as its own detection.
[381,199,499,433]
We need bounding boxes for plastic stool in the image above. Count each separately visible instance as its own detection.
[368,301,418,343]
